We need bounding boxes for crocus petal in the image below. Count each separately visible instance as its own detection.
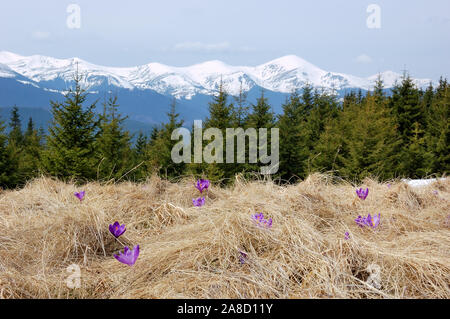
[114,245,139,266]
[133,245,140,262]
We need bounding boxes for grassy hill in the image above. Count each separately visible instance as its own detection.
[0,174,448,298]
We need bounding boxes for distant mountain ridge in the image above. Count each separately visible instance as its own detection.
[0,51,434,99]
[0,51,436,126]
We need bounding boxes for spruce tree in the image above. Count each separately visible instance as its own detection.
[5,106,22,185]
[24,117,34,142]
[388,74,426,176]
[19,117,43,182]
[245,90,276,175]
[389,74,423,138]
[338,94,401,181]
[205,82,235,129]
[0,117,17,188]
[425,79,449,175]
[147,99,185,179]
[233,82,249,127]
[9,106,23,146]
[277,91,305,181]
[131,131,149,181]
[96,95,132,181]
[202,82,236,182]
[43,69,100,181]
[134,132,148,159]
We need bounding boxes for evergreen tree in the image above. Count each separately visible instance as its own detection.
[403,122,432,178]
[233,82,249,127]
[19,117,43,182]
[277,91,305,181]
[205,82,235,129]
[337,94,401,180]
[305,87,340,177]
[247,90,275,129]
[308,89,339,142]
[424,79,449,174]
[130,131,149,181]
[389,74,423,138]
[8,106,23,146]
[373,74,386,105]
[5,106,23,185]
[24,117,35,142]
[43,69,100,182]
[149,127,159,146]
[135,132,148,159]
[245,90,276,174]
[0,117,17,188]
[388,74,426,175]
[147,98,185,179]
[201,82,236,182]
[96,95,132,181]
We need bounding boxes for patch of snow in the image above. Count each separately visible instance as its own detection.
[403,178,446,188]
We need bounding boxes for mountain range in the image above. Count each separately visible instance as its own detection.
[0,51,436,136]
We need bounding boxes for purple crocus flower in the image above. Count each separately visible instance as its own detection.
[114,245,140,266]
[252,212,272,229]
[195,179,210,193]
[345,232,350,240]
[355,215,366,227]
[74,191,85,202]
[355,213,380,229]
[109,221,126,238]
[193,197,205,207]
[366,213,381,228]
[239,251,248,264]
[356,188,369,200]
[433,190,438,195]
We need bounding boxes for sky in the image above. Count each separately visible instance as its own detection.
[0,0,449,80]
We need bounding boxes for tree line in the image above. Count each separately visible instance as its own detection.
[0,71,448,188]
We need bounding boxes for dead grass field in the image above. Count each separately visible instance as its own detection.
[0,174,448,299]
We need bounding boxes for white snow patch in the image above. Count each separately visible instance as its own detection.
[402,178,446,188]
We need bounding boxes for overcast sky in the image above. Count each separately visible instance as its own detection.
[0,0,449,79]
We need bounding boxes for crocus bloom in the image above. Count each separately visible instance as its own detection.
[367,213,381,228]
[355,213,380,229]
[114,245,140,266]
[252,212,272,229]
[356,188,369,200]
[195,179,210,193]
[193,197,205,207]
[345,232,350,240]
[239,251,248,264]
[74,191,85,202]
[355,215,366,227]
[433,190,438,195]
[109,221,126,238]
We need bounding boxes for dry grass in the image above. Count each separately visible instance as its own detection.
[0,173,449,299]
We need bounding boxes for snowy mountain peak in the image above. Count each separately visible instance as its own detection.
[261,55,322,72]
[0,51,26,64]
[0,51,436,99]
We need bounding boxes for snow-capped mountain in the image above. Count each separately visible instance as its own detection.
[0,51,434,100]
